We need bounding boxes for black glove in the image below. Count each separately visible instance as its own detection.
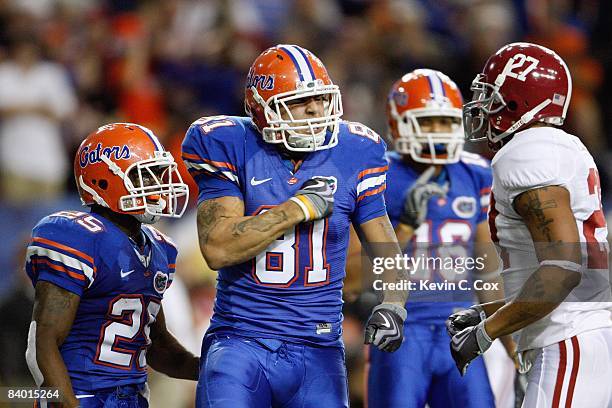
[446,305,487,337]
[400,166,448,228]
[290,177,336,221]
[449,321,493,375]
[364,303,407,352]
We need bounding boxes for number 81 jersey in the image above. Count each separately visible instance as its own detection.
[25,211,177,392]
[182,116,389,347]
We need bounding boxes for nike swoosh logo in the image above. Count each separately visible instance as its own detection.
[250,177,272,186]
[380,313,391,329]
[120,269,135,278]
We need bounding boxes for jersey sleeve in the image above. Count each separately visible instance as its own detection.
[25,215,97,296]
[350,127,389,225]
[181,116,244,204]
[493,138,575,204]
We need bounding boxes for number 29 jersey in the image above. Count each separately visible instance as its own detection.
[25,211,177,392]
[490,127,612,352]
[182,116,388,347]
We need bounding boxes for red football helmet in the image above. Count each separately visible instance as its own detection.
[464,42,572,147]
[74,123,189,224]
[387,69,464,164]
[244,44,343,152]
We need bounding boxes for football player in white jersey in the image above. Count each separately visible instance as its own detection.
[446,42,612,407]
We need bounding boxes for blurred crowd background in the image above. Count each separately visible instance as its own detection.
[0,0,610,407]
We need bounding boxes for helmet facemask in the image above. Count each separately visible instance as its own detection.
[251,79,343,152]
[463,74,507,144]
[97,151,189,224]
[390,99,464,164]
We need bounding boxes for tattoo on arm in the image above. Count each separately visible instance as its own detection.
[197,200,228,245]
[231,210,289,237]
[515,188,558,242]
[34,282,80,343]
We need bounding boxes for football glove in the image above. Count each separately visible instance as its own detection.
[364,303,407,352]
[290,177,335,221]
[445,304,487,337]
[449,320,493,375]
[400,166,448,229]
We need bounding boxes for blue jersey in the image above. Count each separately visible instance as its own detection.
[25,211,177,392]
[182,116,388,347]
[384,151,492,323]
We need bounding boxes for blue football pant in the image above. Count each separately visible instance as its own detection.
[367,323,494,408]
[196,333,349,408]
[65,384,148,408]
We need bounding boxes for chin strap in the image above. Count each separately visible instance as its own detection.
[490,98,552,143]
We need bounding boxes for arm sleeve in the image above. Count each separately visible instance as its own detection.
[352,138,389,226]
[25,219,96,297]
[181,117,244,204]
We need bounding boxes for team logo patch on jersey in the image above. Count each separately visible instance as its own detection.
[313,176,338,193]
[153,271,169,294]
[452,196,477,218]
[79,143,131,168]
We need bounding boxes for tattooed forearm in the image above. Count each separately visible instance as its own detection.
[232,210,289,237]
[195,198,304,269]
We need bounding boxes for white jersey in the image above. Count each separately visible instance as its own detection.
[490,126,612,352]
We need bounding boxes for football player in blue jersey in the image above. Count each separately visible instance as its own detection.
[25,124,199,407]
[181,45,409,407]
[354,70,514,408]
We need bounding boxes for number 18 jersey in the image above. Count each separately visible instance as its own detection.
[384,151,493,323]
[182,116,388,347]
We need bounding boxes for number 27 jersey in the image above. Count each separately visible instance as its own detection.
[182,116,388,347]
[490,127,612,351]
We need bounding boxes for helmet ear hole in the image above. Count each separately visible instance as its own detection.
[507,100,518,111]
[98,179,108,190]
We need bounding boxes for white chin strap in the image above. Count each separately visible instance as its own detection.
[134,198,166,224]
[134,213,160,224]
[490,98,552,143]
